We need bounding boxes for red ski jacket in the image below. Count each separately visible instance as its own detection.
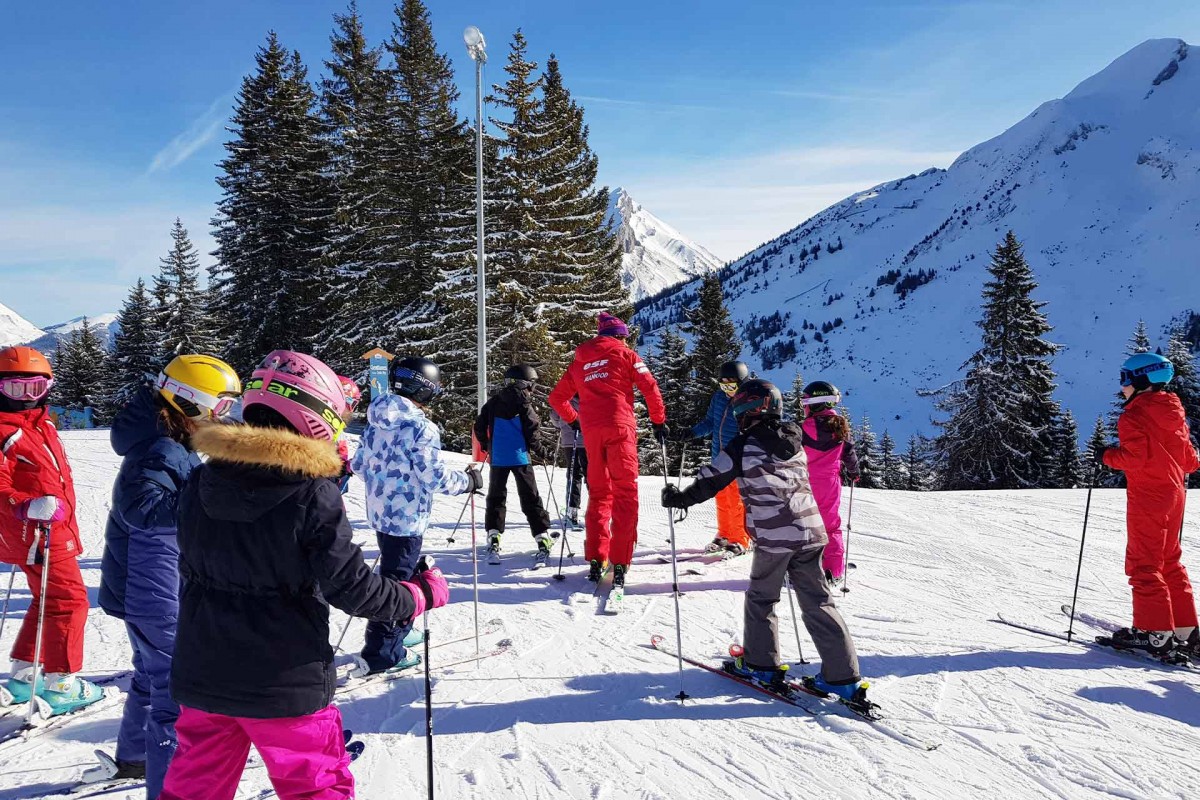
[0,408,83,563]
[549,336,666,432]
[1103,391,1200,488]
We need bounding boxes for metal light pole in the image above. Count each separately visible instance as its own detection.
[465,26,487,410]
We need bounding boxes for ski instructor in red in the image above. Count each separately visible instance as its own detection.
[550,312,668,586]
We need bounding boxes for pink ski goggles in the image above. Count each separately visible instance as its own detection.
[0,375,54,402]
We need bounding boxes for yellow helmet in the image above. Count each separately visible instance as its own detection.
[156,355,242,420]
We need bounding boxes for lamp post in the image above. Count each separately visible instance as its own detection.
[464,25,487,410]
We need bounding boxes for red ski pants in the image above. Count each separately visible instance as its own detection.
[1125,483,1198,632]
[583,425,641,566]
[7,551,88,674]
[161,704,353,800]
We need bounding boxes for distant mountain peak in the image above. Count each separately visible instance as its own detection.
[0,303,45,349]
[607,188,723,302]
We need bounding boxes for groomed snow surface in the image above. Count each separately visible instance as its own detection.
[3,431,1198,799]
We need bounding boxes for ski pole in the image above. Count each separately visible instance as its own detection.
[446,492,472,545]
[1066,462,1101,643]
[417,557,434,800]
[541,461,563,529]
[841,483,855,595]
[26,523,52,725]
[0,565,15,645]
[469,483,480,656]
[661,441,689,702]
[783,574,809,665]
[333,552,382,653]
[552,432,580,581]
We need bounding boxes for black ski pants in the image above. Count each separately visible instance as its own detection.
[485,465,551,536]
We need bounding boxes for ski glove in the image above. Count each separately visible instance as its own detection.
[661,485,689,509]
[568,419,581,432]
[15,496,66,523]
[400,563,450,619]
[652,423,671,444]
[464,464,484,493]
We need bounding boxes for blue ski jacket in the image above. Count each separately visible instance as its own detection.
[690,391,740,463]
[100,385,201,621]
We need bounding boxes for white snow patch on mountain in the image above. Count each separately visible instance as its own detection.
[609,187,724,302]
[28,312,121,354]
[637,39,1200,441]
[0,302,45,348]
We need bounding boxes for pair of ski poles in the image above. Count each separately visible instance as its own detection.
[0,523,53,726]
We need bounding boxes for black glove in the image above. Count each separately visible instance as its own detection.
[670,427,693,442]
[569,418,581,432]
[1093,447,1109,465]
[653,423,670,444]
[465,464,484,493]
[661,485,689,509]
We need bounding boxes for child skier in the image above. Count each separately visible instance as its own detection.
[474,364,552,561]
[679,360,752,556]
[334,375,361,492]
[799,381,860,585]
[351,356,481,674]
[0,346,103,716]
[551,400,586,529]
[161,350,450,800]
[661,379,867,700]
[1102,352,1200,660]
[99,354,241,797]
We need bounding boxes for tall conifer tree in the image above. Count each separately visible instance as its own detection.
[683,274,741,421]
[107,279,160,412]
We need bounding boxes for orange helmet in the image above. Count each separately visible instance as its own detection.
[0,346,53,378]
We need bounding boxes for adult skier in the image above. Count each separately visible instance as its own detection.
[661,379,867,700]
[677,360,752,555]
[99,355,241,797]
[549,312,668,590]
[0,346,103,716]
[474,364,553,561]
[1101,352,1200,659]
[799,381,860,585]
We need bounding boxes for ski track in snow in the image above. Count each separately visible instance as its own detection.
[0,431,1197,799]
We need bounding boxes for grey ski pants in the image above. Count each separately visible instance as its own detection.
[744,544,860,683]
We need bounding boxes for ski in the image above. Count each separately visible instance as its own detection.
[605,577,625,615]
[0,687,122,751]
[994,612,1199,672]
[593,564,614,613]
[335,639,512,696]
[335,622,503,680]
[1057,604,1197,669]
[647,635,937,751]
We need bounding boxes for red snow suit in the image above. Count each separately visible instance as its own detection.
[0,408,88,673]
[1103,390,1200,632]
[549,336,666,566]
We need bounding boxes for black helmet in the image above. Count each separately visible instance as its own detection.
[801,380,841,415]
[504,364,538,385]
[731,379,783,429]
[391,356,442,404]
[718,360,749,384]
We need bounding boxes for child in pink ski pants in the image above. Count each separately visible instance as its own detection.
[800,408,859,581]
[160,705,351,800]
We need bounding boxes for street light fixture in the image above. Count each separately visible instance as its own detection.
[465,26,487,411]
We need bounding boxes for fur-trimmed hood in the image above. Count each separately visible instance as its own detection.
[191,424,343,524]
[193,423,343,479]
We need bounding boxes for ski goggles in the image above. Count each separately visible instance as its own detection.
[157,373,239,419]
[0,375,53,402]
[1119,364,1167,387]
[802,394,840,406]
[718,379,740,394]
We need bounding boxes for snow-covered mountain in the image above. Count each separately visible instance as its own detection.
[608,187,724,302]
[27,313,121,354]
[0,302,45,348]
[636,39,1200,440]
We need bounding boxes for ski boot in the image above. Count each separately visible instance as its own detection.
[364,651,422,677]
[486,531,502,564]
[724,656,790,690]
[824,569,844,589]
[1175,628,1200,661]
[567,507,583,530]
[1109,627,1185,661]
[38,673,105,716]
[2,660,40,706]
[807,672,869,703]
[536,535,553,556]
[722,541,748,558]
[612,564,627,588]
[704,537,730,554]
[83,752,147,784]
[402,629,426,648]
[586,559,606,583]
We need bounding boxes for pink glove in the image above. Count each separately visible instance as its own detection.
[16,496,65,523]
[399,567,450,619]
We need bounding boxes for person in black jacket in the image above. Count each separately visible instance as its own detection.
[161,350,450,800]
[474,364,552,560]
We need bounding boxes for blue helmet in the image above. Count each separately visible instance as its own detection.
[1120,352,1174,389]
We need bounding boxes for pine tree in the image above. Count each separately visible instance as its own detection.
[107,279,160,413]
[1049,409,1084,489]
[934,231,1060,489]
[51,320,110,416]
[154,220,214,362]
[784,372,806,421]
[879,430,905,489]
[210,33,334,373]
[1109,319,1157,434]
[683,274,741,420]
[1166,329,1200,487]
[903,435,934,491]
[1086,415,1114,487]
[1128,320,1152,355]
[854,416,884,489]
[641,326,692,474]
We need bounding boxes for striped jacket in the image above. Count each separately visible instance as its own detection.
[673,419,827,554]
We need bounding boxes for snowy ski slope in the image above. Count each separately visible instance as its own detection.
[2,430,1197,799]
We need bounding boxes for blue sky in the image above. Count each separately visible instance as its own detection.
[3,0,1199,327]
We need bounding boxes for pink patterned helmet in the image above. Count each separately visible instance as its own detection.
[243,350,348,441]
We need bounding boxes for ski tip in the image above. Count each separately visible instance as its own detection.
[650,634,664,648]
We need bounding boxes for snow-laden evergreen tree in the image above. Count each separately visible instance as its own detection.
[153,220,214,362]
[879,430,905,489]
[783,372,806,421]
[854,416,884,489]
[106,279,160,414]
[682,274,741,421]
[1166,329,1200,487]
[51,319,110,417]
[1109,319,1156,435]
[209,33,334,373]
[641,326,692,474]
[1086,415,1115,487]
[1127,320,1152,355]
[1049,409,1084,489]
[903,434,934,491]
[934,231,1060,489]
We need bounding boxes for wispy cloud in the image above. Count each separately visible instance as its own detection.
[147,93,232,174]
[576,94,724,113]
